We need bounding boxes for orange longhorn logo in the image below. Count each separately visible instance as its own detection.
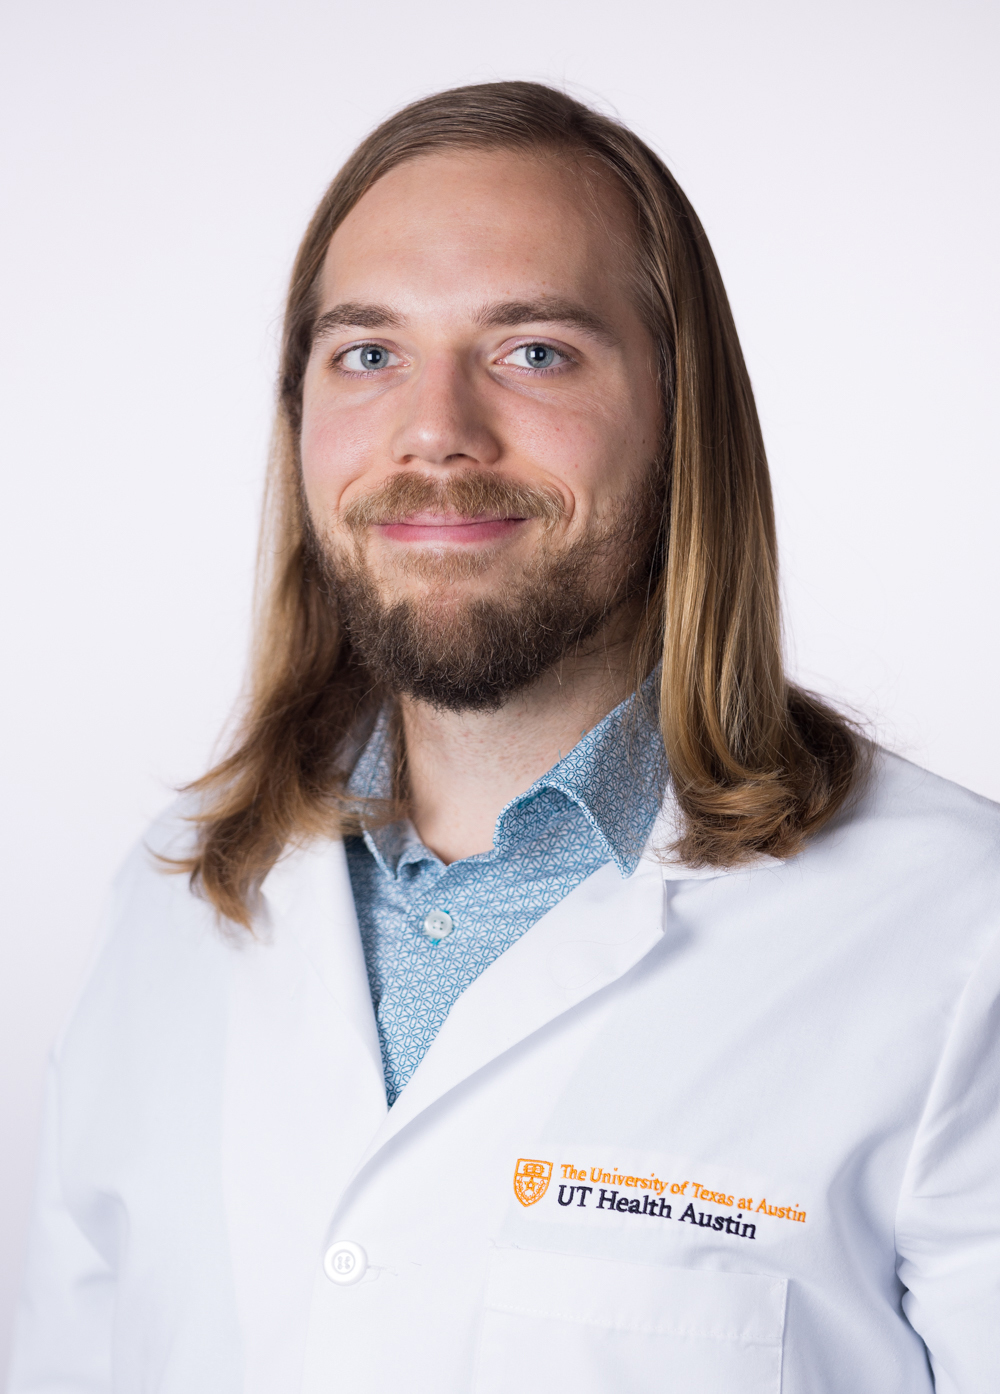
[513,1157,553,1206]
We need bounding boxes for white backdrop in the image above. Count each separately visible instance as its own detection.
[1,0,997,1369]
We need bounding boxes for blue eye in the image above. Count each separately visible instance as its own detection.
[340,344,397,372]
[507,343,564,371]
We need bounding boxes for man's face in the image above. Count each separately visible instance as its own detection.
[300,147,663,709]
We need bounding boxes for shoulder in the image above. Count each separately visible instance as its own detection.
[88,793,207,938]
[841,747,1000,870]
[138,789,205,863]
[781,748,1000,953]
[54,796,230,1058]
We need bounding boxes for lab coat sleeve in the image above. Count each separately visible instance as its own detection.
[7,1063,115,1394]
[3,833,151,1394]
[895,925,1000,1393]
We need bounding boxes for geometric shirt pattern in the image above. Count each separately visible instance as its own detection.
[344,675,666,1106]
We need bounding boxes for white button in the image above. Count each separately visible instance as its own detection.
[323,1240,367,1285]
[422,909,453,941]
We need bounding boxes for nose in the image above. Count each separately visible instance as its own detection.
[390,355,501,469]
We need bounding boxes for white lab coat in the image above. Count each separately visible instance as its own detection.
[8,750,1000,1393]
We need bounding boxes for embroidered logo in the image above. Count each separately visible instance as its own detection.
[515,1151,809,1240]
[513,1158,553,1206]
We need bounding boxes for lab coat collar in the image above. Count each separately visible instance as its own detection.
[259,836,384,1085]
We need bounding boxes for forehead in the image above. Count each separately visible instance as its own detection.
[317,148,638,311]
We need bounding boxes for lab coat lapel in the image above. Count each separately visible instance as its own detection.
[356,855,667,1164]
[260,835,383,1078]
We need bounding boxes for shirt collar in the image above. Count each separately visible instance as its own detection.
[494,671,665,876]
[347,671,666,879]
[346,710,415,876]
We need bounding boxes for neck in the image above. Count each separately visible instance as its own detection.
[398,606,643,863]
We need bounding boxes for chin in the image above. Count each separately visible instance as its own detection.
[370,551,515,591]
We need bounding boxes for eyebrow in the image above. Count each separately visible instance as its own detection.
[476,299,619,346]
[311,298,618,346]
[312,303,405,340]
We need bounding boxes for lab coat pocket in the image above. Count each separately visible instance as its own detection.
[473,1246,786,1394]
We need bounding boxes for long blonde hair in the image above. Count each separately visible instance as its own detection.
[176,81,865,927]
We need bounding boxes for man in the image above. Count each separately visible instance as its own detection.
[10,82,999,1393]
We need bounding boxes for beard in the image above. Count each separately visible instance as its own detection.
[309,467,664,713]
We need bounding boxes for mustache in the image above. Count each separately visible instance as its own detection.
[341,470,565,530]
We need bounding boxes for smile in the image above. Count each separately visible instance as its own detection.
[375,513,529,545]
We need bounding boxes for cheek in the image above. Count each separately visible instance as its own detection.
[576,380,661,504]
[517,392,653,506]
[510,393,608,476]
[299,390,377,513]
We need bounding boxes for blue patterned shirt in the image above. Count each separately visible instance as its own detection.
[345,681,665,1106]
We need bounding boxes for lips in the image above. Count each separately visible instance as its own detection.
[375,513,527,544]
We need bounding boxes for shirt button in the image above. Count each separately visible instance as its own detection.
[422,909,454,942]
[323,1240,368,1285]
